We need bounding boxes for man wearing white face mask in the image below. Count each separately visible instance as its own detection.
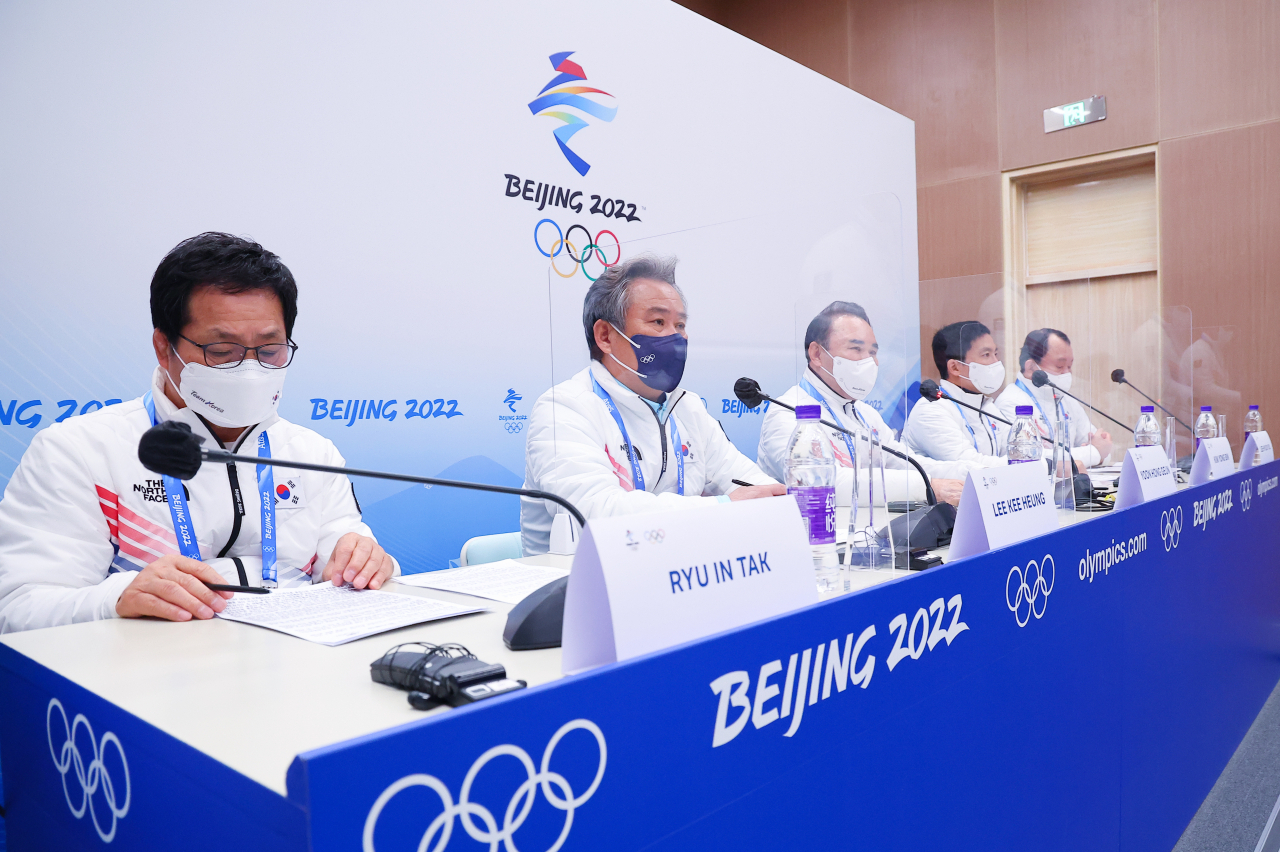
[520,254,782,555]
[758,302,999,508]
[904,321,1011,462]
[995,328,1113,468]
[0,232,396,633]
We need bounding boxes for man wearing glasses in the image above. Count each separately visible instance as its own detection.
[0,232,396,633]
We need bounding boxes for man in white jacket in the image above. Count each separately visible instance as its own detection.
[758,303,1004,508]
[0,233,395,634]
[995,328,1113,469]
[904,321,1010,462]
[520,255,783,555]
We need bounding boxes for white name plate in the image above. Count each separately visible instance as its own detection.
[948,460,1056,561]
[1190,436,1235,485]
[1114,446,1178,509]
[561,498,819,674]
[1240,430,1274,470]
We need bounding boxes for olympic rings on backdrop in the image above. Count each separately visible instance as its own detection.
[1005,555,1055,627]
[1161,505,1183,551]
[362,718,607,852]
[534,220,621,281]
[47,698,131,843]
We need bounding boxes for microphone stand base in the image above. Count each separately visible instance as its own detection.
[503,576,568,650]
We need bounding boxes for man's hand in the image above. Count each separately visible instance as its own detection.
[1090,429,1114,461]
[322,533,394,590]
[729,483,789,501]
[116,555,233,621]
[932,478,965,506]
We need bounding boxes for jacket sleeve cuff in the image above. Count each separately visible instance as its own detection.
[99,571,142,620]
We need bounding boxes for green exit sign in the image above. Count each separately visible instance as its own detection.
[1044,96,1106,133]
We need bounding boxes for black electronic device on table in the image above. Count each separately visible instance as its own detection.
[370,642,526,710]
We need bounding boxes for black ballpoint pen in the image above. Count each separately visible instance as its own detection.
[204,582,270,594]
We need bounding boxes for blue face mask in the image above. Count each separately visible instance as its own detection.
[609,324,688,394]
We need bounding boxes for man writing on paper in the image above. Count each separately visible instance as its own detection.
[995,328,1113,469]
[757,302,1004,509]
[903,321,1010,462]
[0,233,396,633]
[520,254,783,555]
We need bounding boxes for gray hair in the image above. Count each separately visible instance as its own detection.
[582,254,684,359]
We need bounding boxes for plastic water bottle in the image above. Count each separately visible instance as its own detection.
[1134,405,1161,446]
[1006,405,1043,464]
[785,404,838,592]
[1245,405,1263,435]
[1195,405,1217,451]
[1245,405,1263,465]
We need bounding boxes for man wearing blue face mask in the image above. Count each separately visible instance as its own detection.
[0,232,396,633]
[520,254,784,555]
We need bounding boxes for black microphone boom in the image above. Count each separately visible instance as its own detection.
[1031,371,1131,432]
[138,421,587,528]
[1111,368,1194,434]
[735,377,937,506]
[918,379,1013,427]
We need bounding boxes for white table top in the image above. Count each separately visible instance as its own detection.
[0,504,1117,796]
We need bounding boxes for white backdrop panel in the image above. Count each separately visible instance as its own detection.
[0,0,919,572]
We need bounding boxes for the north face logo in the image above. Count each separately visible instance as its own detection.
[133,479,167,503]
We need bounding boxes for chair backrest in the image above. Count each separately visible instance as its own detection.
[457,531,523,567]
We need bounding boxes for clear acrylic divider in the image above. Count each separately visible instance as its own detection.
[1009,273,1195,516]
[1184,319,1242,463]
[786,193,913,585]
[539,193,909,591]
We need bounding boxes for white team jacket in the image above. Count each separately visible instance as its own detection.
[995,378,1102,469]
[520,361,774,555]
[0,368,392,633]
[757,369,1005,505]
[903,380,1010,463]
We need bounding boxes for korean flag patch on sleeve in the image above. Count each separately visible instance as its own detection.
[273,476,305,510]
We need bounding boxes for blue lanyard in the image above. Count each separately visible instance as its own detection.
[143,391,277,586]
[1015,378,1067,443]
[800,378,860,465]
[256,431,278,586]
[590,375,684,495]
[948,399,980,450]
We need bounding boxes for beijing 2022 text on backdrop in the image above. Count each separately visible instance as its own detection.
[0,0,919,572]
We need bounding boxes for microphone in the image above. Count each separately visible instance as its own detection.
[1031,371,1131,432]
[735,377,937,506]
[1111,368,1194,433]
[139,421,584,651]
[918,380,1012,427]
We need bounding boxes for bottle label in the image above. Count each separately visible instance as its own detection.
[1009,457,1036,464]
[788,485,835,545]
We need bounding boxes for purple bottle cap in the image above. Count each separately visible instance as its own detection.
[1141,405,1154,413]
[1201,406,1212,412]
[1250,404,1259,410]
[796,404,821,420]
[1015,405,1033,417]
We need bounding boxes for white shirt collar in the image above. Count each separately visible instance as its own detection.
[802,367,860,421]
[588,360,680,420]
[941,379,987,407]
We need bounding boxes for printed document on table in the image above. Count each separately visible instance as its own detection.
[215,584,486,646]
[395,559,569,604]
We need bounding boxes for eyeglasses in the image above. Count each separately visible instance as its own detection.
[179,335,298,369]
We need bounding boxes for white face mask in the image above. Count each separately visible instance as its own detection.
[167,349,287,428]
[964,361,1006,396]
[820,346,878,401]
